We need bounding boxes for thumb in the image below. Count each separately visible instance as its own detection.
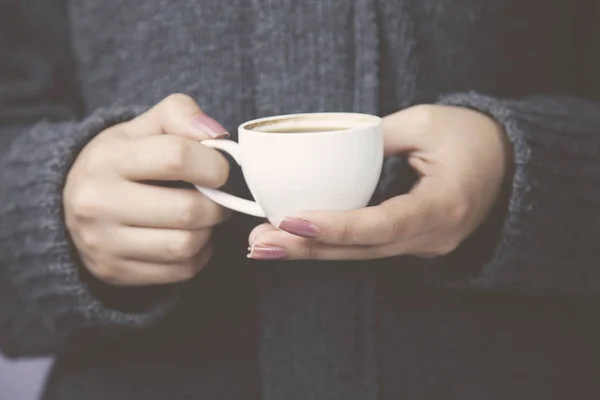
[123,93,229,140]
[383,105,434,156]
[276,185,435,246]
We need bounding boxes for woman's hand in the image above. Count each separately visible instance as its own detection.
[64,94,231,285]
[248,105,512,260]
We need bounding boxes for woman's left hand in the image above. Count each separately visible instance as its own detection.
[248,105,513,261]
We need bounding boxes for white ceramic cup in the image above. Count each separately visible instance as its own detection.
[195,112,383,226]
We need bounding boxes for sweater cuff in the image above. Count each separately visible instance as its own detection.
[437,92,600,296]
[0,106,178,336]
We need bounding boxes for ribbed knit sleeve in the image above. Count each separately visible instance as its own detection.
[0,107,186,357]
[437,93,600,296]
[0,2,179,357]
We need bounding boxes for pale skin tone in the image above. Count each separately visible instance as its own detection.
[64,94,231,286]
[65,94,511,285]
[248,104,512,261]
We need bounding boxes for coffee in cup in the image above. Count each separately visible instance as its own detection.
[195,112,383,226]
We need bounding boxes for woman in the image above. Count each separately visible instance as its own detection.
[1,0,599,399]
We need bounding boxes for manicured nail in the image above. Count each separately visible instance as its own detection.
[278,217,320,238]
[247,243,288,260]
[191,114,229,138]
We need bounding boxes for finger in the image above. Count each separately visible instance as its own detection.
[249,225,445,261]
[248,228,405,261]
[248,223,278,247]
[278,191,433,246]
[103,182,230,229]
[122,93,228,140]
[89,244,213,286]
[110,227,212,263]
[382,105,434,156]
[116,134,230,188]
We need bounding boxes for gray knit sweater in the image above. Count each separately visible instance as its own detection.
[1,0,600,399]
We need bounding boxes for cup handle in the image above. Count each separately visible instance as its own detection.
[194,139,267,218]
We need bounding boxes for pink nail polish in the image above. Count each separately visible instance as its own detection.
[278,217,320,238]
[191,114,229,138]
[247,244,288,260]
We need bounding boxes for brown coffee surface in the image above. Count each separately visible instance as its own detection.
[260,126,348,133]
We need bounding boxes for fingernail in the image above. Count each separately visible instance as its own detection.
[191,114,229,138]
[278,217,320,238]
[247,243,288,260]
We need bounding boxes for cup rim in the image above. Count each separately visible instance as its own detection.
[239,112,382,136]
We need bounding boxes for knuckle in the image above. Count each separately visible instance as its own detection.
[381,213,408,242]
[434,237,462,256]
[197,150,229,189]
[64,212,79,234]
[446,200,468,224]
[177,195,203,228]
[177,263,201,281]
[79,229,101,252]
[201,200,229,226]
[177,245,212,280]
[304,240,319,259]
[208,157,230,188]
[214,204,232,223]
[167,231,201,260]
[163,93,196,110]
[332,214,359,243]
[195,242,213,269]
[336,221,353,243]
[408,104,436,130]
[160,139,189,174]
[69,186,103,219]
[90,263,119,284]
[80,142,110,174]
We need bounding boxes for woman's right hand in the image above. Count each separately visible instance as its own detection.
[64,94,232,286]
